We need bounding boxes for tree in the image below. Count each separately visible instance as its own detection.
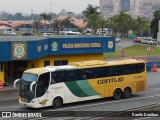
[107,17,119,36]
[150,10,160,38]
[82,4,100,34]
[62,17,73,31]
[14,13,24,20]
[33,19,41,34]
[87,13,99,34]
[40,13,51,32]
[51,19,64,34]
[82,4,99,18]
[134,17,145,36]
[96,17,108,36]
[114,11,133,38]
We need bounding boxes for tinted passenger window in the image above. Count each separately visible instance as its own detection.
[118,65,130,75]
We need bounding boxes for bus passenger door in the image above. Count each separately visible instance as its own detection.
[35,72,51,108]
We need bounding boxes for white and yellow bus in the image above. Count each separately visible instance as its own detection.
[14,59,146,108]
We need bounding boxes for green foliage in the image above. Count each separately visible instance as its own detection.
[104,44,160,59]
[150,10,160,38]
[82,4,100,34]
[82,4,99,18]
[61,17,73,31]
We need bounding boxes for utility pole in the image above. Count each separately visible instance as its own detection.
[49,3,53,32]
[31,9,33,33]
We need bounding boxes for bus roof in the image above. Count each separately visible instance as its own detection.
[24,65,76,75]
[69,59,145,68]
[24,59,145,74]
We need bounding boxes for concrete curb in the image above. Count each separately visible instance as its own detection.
[0,88,18,92]
[0,98,17,102]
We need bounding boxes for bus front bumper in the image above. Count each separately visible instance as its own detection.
[19,99,36,108]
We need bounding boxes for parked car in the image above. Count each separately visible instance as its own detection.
[65,31,82,35]
[141,39,148,44]
[43,33,52,36]
[115,37,121,42]
[146,39,157,45]
[22,32,35,36]
[134,37,143,43]
[4,31,16,36]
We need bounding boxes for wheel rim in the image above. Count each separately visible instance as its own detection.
[53,98,62,107]
[116,91,120,97]
[114,90,121,99]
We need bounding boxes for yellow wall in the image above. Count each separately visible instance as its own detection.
[27,60,40,69]
[28,53,104,67]
[0,72,4,84]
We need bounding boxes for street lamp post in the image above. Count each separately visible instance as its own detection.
[31,9,33,33]
[49,3,53,32]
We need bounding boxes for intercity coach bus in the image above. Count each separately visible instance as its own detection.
[14,59,146,108]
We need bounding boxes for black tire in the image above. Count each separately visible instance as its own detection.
[113,89,122,100]
[123,88,131,99]
[52,97,63,108]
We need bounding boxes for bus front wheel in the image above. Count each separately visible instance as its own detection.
[113,89,122,100]
[123,88,131,99]
[52,97,63,108]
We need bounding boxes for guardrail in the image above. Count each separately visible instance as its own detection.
[0,36,46,41]
[146,61,160,71]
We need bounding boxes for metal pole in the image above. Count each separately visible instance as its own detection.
[31,9,33,33]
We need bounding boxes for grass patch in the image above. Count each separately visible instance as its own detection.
[104,44,160,59]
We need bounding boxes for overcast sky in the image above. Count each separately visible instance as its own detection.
[0,0,99,15]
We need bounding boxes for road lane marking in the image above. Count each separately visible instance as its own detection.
[53,95,160,111]
[134,117,152,120]
[0,90,160,111]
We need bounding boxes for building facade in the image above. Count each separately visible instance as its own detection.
[0,36,115,84]
[100,0,160,20]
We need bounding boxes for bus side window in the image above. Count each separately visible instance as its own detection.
[59,72,66,82]
[118,65,130,75]
[137,63,145,73]
[130,64,144,74]
[107,66,117,76]
[93,67,101,78]
[101,67,107,77]
[78,69,86,80]
[51,72,58,84]
[86,69,93,79]
[68,70,75,81]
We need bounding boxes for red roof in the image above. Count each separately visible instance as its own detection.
[0,21,12,27]
[11,21,32,28]
[57,16,87,28]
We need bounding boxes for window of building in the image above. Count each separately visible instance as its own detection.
[54,60,68,66]
[44,61,50,67]
[121,0,130,12]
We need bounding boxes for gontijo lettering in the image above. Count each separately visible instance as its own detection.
[98,77,124,84]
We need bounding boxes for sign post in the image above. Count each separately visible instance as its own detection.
[157,20,160,48]
[120,50,126,59]
[147,46,151,60]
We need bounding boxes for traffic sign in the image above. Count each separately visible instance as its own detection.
[147,46,151,52]
[120,50,125,57]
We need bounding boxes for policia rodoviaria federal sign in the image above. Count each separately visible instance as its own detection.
[12,42,27,60]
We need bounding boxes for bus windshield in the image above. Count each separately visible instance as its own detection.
[19,73,37,102]
[22,73,37,82]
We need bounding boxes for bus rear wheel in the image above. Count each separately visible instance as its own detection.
[123,88,131,99]
[113,89,122,100]
[52,97,63,108]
